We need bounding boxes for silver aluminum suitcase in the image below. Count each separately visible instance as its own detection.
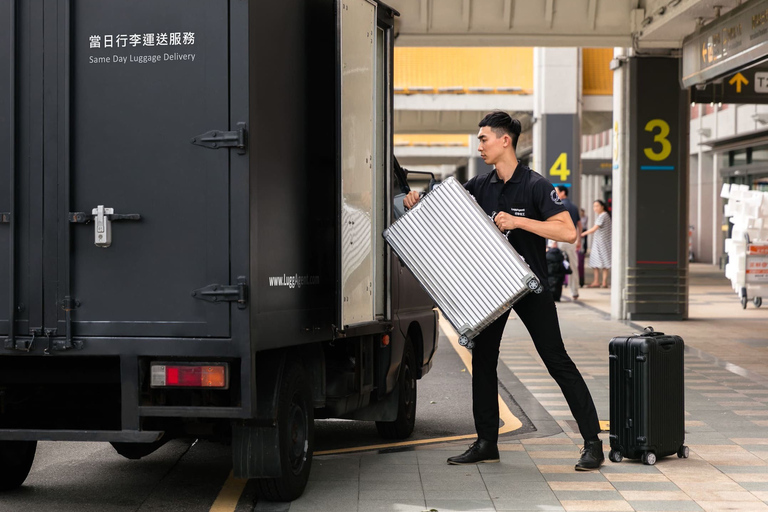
[383,177,541,348]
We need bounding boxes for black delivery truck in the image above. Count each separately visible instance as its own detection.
[0,0,438,501]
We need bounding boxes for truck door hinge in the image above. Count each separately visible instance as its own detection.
[192,277,248,309]
[0,212,10,223]
[191,122,247,155]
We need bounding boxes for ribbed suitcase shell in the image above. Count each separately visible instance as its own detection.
[383,177,540,340]
[609,331,685,461]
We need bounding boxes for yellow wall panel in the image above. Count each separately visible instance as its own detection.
[582,48,613,96]
[394,134,470,147]
[394,47,533,94]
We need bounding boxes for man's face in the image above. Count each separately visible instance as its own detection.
[557,187,567,200]
[477,126,508,165]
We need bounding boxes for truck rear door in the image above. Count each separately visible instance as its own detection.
[0,0,11,337]
[62,0,232,338]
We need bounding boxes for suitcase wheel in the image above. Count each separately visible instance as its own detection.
[677,445,689,459]
[642,452,657,465]
[608,449,622,463]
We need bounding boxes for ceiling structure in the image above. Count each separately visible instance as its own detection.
[386,0,745,49]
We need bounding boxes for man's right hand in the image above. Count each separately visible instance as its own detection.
[403,191,421,210]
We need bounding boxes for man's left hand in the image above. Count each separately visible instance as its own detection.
[494,211,519,232]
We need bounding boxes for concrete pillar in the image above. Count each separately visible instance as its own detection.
[611,48,629,320]
[533,48,581,200]
[624,56,689,321]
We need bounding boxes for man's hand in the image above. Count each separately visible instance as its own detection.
[403,191,421,210]
[494,211,519,232]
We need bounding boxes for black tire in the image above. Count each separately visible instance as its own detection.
[741,290,748,309]
[755,297,762,308]
[376,339,417,440]
[677,445,689,459]
[642,452,657,465]
[609,449,622,463]
[110,438,168,460]
[0,441,37,491]
[255,362,314,502]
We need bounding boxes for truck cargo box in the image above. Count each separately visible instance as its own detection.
[0,0,437,500]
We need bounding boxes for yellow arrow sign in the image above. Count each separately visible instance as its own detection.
[729,72,749,93]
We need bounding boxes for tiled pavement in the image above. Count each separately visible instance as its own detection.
[279,265,768,512]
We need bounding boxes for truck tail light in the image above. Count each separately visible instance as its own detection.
[151,363,228,389]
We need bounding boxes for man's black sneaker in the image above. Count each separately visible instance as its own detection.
[447,439,500,465]
[575,439,605,471]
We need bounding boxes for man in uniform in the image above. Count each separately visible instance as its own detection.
[404,111,603,471]
[555,186,582,301]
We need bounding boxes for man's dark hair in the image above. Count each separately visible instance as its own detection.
[478,111,522,151]
[557,186,569,197]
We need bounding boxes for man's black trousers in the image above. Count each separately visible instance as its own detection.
[471,290,600,443]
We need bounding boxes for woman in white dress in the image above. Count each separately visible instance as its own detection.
[580,200,612,288]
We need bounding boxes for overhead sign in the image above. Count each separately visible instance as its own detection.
[682,0,768,88]
[582,159,611,176]
[691,65,768,104]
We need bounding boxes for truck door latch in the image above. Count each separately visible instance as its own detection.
[191,122,247,155]
[192,277,248,309]
[69,206,141,248]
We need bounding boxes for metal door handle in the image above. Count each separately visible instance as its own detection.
[69,205,141,248]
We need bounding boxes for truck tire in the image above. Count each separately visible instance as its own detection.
[256,362,314,502]
[0,441,37,491]
[376,339,417,439]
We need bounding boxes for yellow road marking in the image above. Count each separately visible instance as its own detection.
[209,471,248,512]
[439,316,523,434]
[317,317,523,456]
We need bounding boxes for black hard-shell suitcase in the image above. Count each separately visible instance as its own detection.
[608,327,689,465]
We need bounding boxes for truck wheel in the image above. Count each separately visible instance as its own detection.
[256,362,314,502]
[0,441,37,491]
[376,340,417,439]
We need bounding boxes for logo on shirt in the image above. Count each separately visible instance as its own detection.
[550,190,563,205]
[510,207,526,217]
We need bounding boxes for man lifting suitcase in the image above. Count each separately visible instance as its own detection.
[403,111,603,471]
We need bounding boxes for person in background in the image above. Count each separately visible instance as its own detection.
[581,200,612,288]
[578,207,588,287]
[555,187,581,300]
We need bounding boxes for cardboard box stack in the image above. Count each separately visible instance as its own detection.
[721,184,768,294]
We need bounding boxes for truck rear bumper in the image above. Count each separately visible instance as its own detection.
[0,429,164,443]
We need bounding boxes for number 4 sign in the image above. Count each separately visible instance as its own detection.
[549,153,571,181]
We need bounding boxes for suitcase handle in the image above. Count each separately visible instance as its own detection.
[490,212,511,236]
[633,325,665,337]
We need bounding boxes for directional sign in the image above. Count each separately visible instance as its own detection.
[691,65,768,104]
[682,0,768,88]
[729,72,748,93]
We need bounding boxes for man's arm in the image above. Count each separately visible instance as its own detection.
[576,219,583,250]
[494,210,577,244]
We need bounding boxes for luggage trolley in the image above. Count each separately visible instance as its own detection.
[740,235,768,309]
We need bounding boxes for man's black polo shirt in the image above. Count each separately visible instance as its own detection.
[464,163,566,287]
